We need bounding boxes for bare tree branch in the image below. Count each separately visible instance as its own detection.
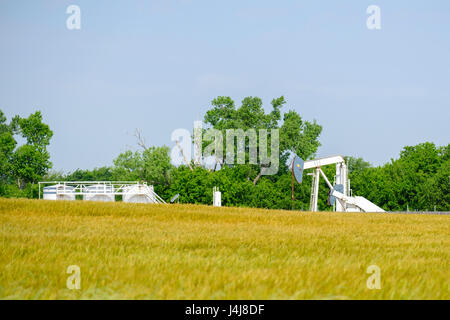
[175,140,193,171]
[253,170,262,185]
[133,128,148,151]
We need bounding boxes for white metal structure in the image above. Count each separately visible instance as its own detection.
[43,184,76,201]
[83,184,115,202]
[38,181,166,204]
[294,155,385,213]
[213,186,221,207]
[123,184,165,204]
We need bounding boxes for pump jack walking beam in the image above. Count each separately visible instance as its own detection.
[292,154,385,213]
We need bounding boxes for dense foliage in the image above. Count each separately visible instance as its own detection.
[0,98,448,211]
[0,110,53,198]
[350,142,449,211]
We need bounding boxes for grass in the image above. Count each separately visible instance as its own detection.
[0,198,449,300]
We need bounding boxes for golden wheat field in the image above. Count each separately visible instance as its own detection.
[0,198,449,300]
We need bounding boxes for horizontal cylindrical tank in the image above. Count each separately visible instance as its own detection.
[123,184,156,203]
[43,184,76,201]
[83,184,115,202]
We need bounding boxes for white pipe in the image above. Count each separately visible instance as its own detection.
[319,168,333,189]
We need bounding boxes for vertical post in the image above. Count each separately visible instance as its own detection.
[213,187,221,207]
[310,167,320,212]
[38,182,41,200]
[342,163,348,197]
[291,167,295,210]
[335,162,348,212]
[335,164,340,211]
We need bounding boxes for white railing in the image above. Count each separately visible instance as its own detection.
[38,181,166,203]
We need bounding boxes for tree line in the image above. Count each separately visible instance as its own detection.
[0,110,52,198]
[0,97,448,211]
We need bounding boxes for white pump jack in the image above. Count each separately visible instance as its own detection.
[292,155,385,213]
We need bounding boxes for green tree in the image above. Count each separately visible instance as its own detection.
[11,145,51,187]
[350,142,449,211]
[418,159,450,211]
[345,156,371,174]
[112,150,144,181]
[203,96,322,185]
[111,146,174,198]
[66,167,114,181]
[142,146,174,186]
[0,111,16,183]
[11,111,53,151]
[280,110,322,161]
[168,166,213,204]
[10,111,53,188]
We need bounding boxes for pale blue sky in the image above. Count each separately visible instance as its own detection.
[1,0,449,171]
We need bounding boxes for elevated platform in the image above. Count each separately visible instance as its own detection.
[38,181,166,204]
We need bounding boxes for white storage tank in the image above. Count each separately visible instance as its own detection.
[123,184,157,203]
[43,184,76,201]
[83,184,115,202]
